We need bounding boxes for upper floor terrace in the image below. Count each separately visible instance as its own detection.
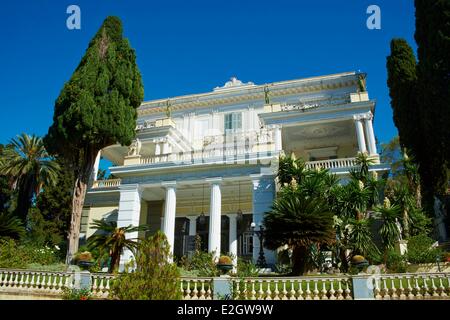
[90,71,388,189]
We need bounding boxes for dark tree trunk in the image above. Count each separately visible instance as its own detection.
[65,149,97,264]
[110,250,121,273]
[291,245,308,275]
[15,177,35,223]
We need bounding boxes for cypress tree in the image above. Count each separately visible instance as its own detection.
[386,39,418,153]
[44,16,144,263]
[414,0,450,200]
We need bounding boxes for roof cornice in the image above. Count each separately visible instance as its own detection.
[138,71,363,116]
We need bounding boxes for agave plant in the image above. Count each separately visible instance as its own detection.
[87,219,150,272]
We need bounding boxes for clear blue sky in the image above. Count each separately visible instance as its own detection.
[0,0,417,146]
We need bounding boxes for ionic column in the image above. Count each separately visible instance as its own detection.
[187,216,197,236]
[117,184,142,271]
[162,140,170,154]
[353,115,367,153]
[207,178,222,260]
[155,141,161,156]
[363,113,377,155]
[162,181,177,262]
[227,214,238,269]
[273,125,282,151]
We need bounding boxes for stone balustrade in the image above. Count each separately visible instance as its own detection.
[372,272,450,300]
[180,277,213,300]
[1,268,449,300]
[232,276,353,300]
[305,157,357,170]
[91,178,122,189]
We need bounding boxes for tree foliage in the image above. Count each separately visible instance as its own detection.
[87,218,149,272]
[44,16,144,262]
[387,1,449,212]
[0,212,25,240]
[0,134,59,222]
[111,231,181,300]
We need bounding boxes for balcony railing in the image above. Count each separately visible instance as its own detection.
[91,179,122,189]
[135,117,176,131]
[305,157,357,170]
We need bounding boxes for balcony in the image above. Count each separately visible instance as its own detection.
[122,129,277,167]
[91,178,121,189]
[135,117,176,131]
[305,157,357,170]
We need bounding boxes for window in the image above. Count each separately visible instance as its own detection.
[195,119,209,139]
[224,112,242,131]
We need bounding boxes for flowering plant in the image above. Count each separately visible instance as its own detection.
[62,287,92,300]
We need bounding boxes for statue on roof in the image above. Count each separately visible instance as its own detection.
[264,86,271,105]
[127,138,142,156]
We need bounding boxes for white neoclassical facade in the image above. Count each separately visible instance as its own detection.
[80,72,389,270]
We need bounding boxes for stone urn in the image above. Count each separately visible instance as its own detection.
[216,256,233,275]
[351,255,369,272]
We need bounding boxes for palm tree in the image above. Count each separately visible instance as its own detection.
[0,134,59,221]
[391,184,415,238]
[277,153,307,186]
[87,219,150,272]
[402,151,421,208]
[374,202,402,262]
[263,189,335,275]
[351,152,376,182]
[0,212,25,239]
[347,218,380,261]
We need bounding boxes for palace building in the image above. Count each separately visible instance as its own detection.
[80,71,389,270]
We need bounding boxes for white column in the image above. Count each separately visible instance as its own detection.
[162,140,170,154]
[187,216,197,236]
[364,113,377,155]
[353,115,367,153]
[155,142,161,156]
[162,181,177,262]
[117,184,142,271]
[227,213,238,269]
[91,151,101,182]
[274,125,282,151]
[207,178,222,260]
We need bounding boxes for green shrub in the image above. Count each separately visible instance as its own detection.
[62,287,92,300]
[236,258,259,277]
[0,239,61,268]
[386,250,407,273]
[26,263,67,272]
[406,234,443,264]
[111,231,181,300]
[180,250,219,277]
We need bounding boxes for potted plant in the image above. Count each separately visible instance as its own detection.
[351,255,369,273]
[75,251,94,270]
[216,256,233,275]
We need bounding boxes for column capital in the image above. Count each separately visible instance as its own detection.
[186,215,198,221]
[161,181,177,189]
[205,177,223,185]
[226,213,238,219]
[267,124,282,130]
[363,111,373,121]
[353,112,373,121]
[119,183,143,195]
